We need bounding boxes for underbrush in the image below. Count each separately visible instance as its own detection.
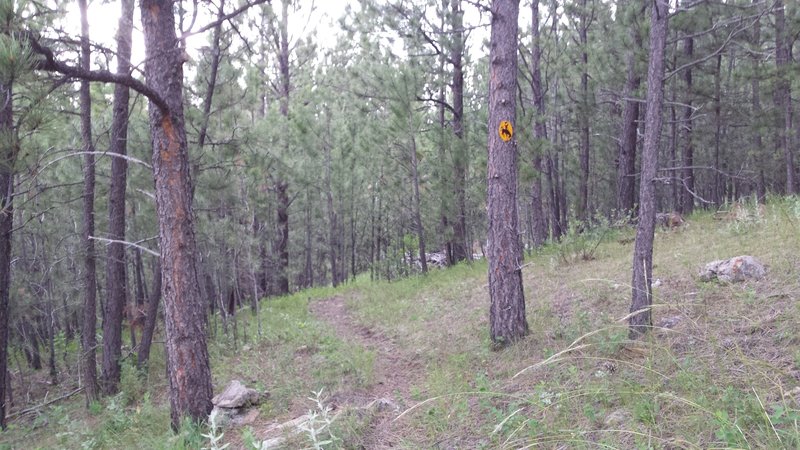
[349,198,800,448]
[5,198,800,448]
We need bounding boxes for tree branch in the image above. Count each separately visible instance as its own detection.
[181,0,271,39]
[89,236,160,257]
[27,35,170,115]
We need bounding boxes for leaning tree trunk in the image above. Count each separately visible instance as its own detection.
[102,0,134,395]
[141,0,213,428]
[487,0,527,346]
[0,80,13,430]
[629,0,669,338]
[78,0,99,406]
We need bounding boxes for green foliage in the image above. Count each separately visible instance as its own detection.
[555,215,618,265]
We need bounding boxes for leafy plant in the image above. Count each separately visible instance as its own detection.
[298,389,340,450]
[201,409,230,450]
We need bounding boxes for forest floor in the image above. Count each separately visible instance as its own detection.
[3,197,800,449]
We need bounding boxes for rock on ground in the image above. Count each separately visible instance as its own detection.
[212,379,263,409]
[699,255,766,283]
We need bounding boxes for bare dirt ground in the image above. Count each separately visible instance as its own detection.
[309,295,424,449]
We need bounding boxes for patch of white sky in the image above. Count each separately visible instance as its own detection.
[59,1,577,91]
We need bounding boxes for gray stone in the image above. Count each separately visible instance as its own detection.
[699,255,766,283]
[212,379,263,409]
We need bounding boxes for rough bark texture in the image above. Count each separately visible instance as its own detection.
[0,81,13,429]
[617,9,642,215]
[141,0,213,428]
[774,0,794,194]
[78,0,99,406]
[275,0,291,295]
[629,0,669,338]
[487,0,527,346]
[529,0,547,246]
[450,0,469,263]
[102,0,134,395]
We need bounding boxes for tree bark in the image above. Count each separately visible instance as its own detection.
[141,0,213,428]
[629,0,669,338]
[529,0,547,246]
[679,2,694,214]
[713,53,723,204]
[774,0,794,194]
[0,76,13,430]
[302,195,313,288]
[275,182,290,294]
[450,0,469,263]
[275,0,291,295]
[136,262,162,371]
[487,0,527,346]
[78,0,99,406]
[617,8,642,215]
[102,0,134,396]
[751,0,763,200]
[324,112,339,286]
[577,0,591,223]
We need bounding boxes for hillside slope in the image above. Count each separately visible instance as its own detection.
[4,199,800,449]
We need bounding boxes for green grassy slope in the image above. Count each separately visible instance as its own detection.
[3,198,799,449]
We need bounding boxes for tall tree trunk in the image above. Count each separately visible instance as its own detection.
[629,0,669,338]
[617,8,642,215]
[102,0,134,396]
[576,0,591,223]
[197,0,225,152]
[324,114,339,286]
[437,19,453,266]
[450,0,469,262]
[679,5,695,214]
[302,195,313,288]
[411,136,428,273]
[713,53,723,205]
[774,0,794,194]
[275,182,290,293]
[529,0,547,247]
[141,0,213,428]
[78,0,99,406]
[22,319,41,370]
[137,262,162,371]
[487,0,527,346]
[275,0,291,295]
[0,75,13,430]
[547,0,563,240]
[751,0,763,200]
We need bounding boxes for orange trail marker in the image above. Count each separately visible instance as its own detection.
[499,120,513,142]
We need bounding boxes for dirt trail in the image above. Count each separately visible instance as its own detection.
[309,295,423,448]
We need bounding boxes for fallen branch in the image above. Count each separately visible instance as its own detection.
[9,387,83,420]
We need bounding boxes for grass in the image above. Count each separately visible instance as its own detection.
[3,197,800,448]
